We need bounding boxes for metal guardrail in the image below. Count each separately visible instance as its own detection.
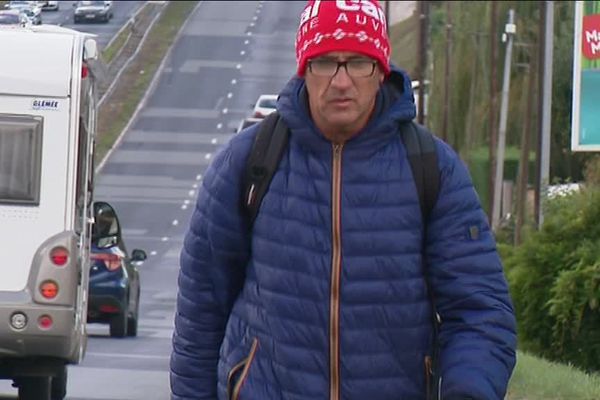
[98,2,165,107]
[103,1,149,53]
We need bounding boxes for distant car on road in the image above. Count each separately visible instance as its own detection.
[4,2,41,25]
[4,0,37,9]
[87,202,147,338]
[237,117,262,133]
[73,0,113,24]
[252,94,278,118]
[0,9,28,25]
[36,1,59,11]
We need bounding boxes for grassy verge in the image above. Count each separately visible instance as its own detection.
[507,351,600,399]
[101,3,154,65]
[95,1,198,165]
[101,24,132,65]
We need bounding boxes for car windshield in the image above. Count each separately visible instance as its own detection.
[242,119,259,129]
[79,1,105,6]
[0,14,19,24]
[259,98,277,108]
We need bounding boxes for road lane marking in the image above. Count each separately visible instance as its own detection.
[85,353,170,361]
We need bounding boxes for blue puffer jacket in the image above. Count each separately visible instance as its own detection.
[170,66,517,400]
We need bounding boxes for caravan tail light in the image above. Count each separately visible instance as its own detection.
[90,253,122,271]
[50,247,69,266]
[82,62,89,79]
[40,281,59,299]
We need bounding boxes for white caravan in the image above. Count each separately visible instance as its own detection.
[0,24,100,399]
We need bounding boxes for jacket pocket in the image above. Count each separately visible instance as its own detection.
[227,337,259,400]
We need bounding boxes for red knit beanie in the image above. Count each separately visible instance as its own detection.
[295,0,391,77]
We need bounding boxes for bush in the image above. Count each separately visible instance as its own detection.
[504,187,600,371]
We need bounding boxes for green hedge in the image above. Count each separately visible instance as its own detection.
[501,187,600,372]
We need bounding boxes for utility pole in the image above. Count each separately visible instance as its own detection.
[488,2,499,222]
[515,56,536,245]
[418,1,429,126]
[442,2,452,142]
[536,1,554,229]
[384,0,390,32]
[492,9,516,231]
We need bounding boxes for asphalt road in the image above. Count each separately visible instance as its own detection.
[36,0,145,48]
[0,1,302,399]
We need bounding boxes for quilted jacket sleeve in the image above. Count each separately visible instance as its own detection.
[170,134,253,399]
[426,140,517,400]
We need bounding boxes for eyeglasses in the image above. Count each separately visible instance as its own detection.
[307,58,378,78]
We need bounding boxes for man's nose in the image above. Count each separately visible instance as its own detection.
[330,65,353,88]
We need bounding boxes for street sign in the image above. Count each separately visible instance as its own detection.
[572,1,600,151]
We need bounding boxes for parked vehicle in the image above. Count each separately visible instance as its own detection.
[88,202,147,338]
[0,23,100,400]
[252,94,278,118]
[73,0,113,24]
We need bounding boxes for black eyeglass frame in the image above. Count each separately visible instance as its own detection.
[307,58,378,78]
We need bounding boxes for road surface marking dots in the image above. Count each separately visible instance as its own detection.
[217,123,223,129]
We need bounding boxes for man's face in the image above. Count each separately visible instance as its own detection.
[304,51,384,141]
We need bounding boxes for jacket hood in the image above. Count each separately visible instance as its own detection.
[276,64,416,154]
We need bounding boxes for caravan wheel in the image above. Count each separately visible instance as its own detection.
[51,365,67,400]
[18,376,51,400]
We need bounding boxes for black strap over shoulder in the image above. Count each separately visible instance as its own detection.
[243,111,289,227]
[398,121,440,223]
[399,121,442,400]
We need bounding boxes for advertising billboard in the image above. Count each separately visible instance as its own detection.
[572,1,600,151]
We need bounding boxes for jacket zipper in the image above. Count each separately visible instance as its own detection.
[230,337,259,400]
[329,143,343,400]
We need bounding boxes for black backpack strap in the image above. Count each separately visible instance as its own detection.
[399,121,440,223]
[399,121,441,400]
[243,111,289,227]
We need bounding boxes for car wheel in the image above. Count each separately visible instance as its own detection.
[51,366,67,400]
[109,312,127,337]
[127,293,140,337]
[18,376,51,400]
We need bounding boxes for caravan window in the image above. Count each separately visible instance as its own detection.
[0,115,43,205]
